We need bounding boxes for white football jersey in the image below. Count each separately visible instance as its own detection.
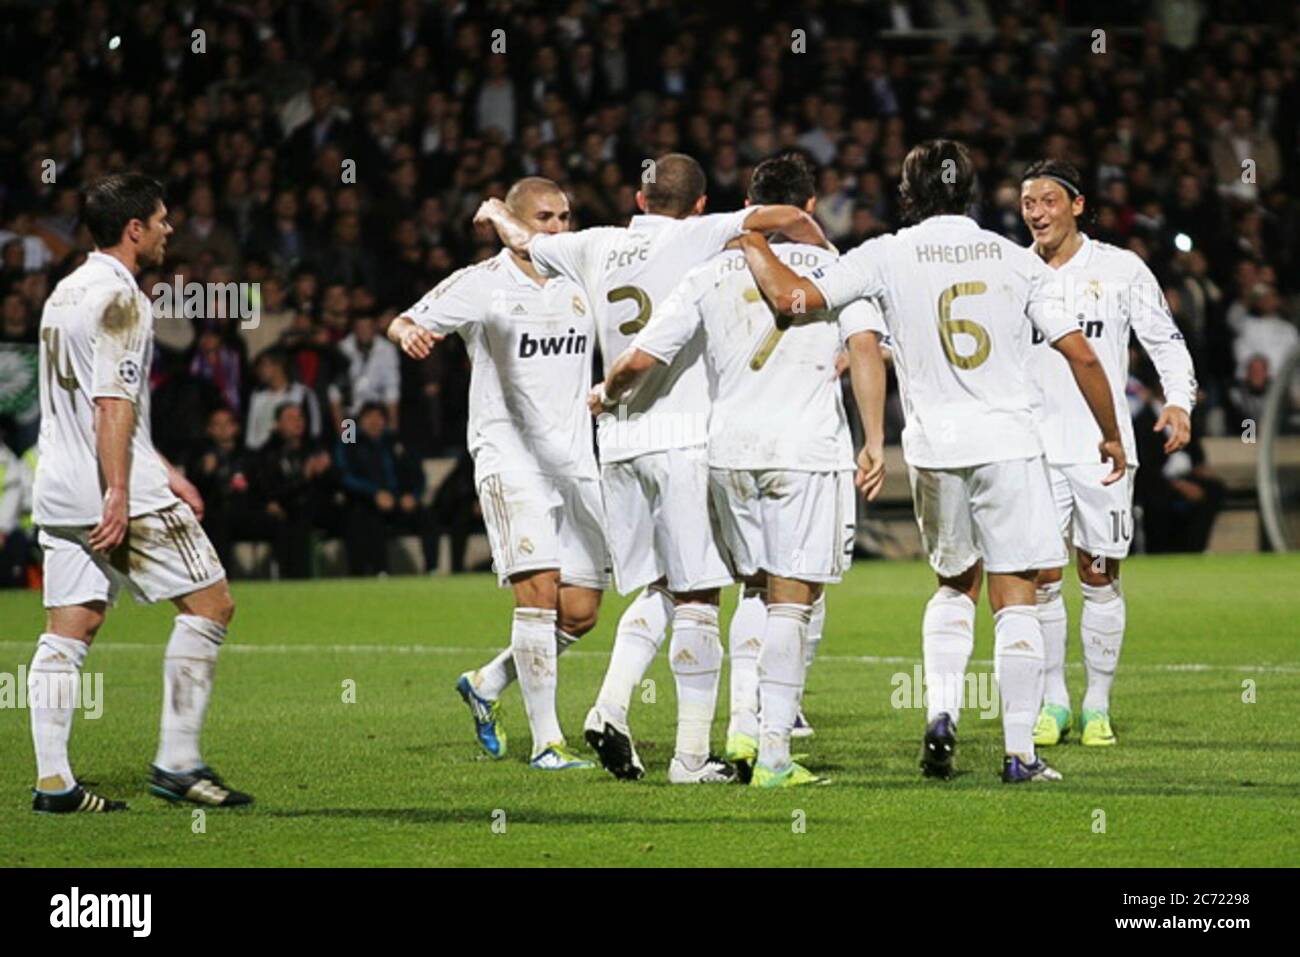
[808,214,1075,469]
[34,251,177,527]
[635,243,884,471]
[1028,234,1197,466]
[529,208,755,462]
[404,249,597,484]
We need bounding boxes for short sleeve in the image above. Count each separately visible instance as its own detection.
[91,290,151,400]
[806,235,889,310]
[633,272,707,365]
[837,297,886,346]
[682,207,757,255]
[403,266,485,335]
[529,230,608,286]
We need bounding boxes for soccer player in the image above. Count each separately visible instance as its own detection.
[1020,159,1196,748]
[475,153,831,782]
[737,140,1127,783]
[29,173,250,812]
[596,153,889,787]
[387,177,605,771]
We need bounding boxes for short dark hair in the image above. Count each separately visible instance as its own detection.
[358,400,388,422]
[898,139,977,223]
[82,173,165,248]
[748,152,816,207]
[1021,158,1085,199]
[641,153,706,217]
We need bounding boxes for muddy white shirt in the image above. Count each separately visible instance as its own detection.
[1028,234,1198,466]
[34,251,177,526]
[635,243,885,471]
[529,209,756,462]
[807,214,1075,469]
[404,249,597,484]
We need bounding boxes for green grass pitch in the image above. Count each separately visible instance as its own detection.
[1,553,1297,867]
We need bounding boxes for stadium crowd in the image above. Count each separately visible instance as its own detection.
[2,0,1298,583]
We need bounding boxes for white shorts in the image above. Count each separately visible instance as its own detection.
[478,472,609,590]
[1049,462,1138,560]
[601,446,733,595]
[708,468,854,584]
[908,455,1068,578]
[40,502,226,609]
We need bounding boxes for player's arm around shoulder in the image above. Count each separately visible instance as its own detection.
[737,232,828,316]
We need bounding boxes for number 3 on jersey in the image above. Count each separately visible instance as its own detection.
[607,285,652,334]
[938,281,991,370]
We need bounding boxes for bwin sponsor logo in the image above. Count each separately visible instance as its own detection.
[49,887,152,937]
[518,328,588,358]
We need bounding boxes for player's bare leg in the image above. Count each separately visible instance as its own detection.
[1033,565,1071,745]
[726,574,767,780]
[988,571,1062,783]
[751,576,828,788]
[918,562,980,780]
[585,578,673,779]
[1076,549,1122,746]
[29,602,128,813]
[666,588,733,783]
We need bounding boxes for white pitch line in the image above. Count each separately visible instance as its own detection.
[0,641,1296,674]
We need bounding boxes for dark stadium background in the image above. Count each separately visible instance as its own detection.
[1,0,1297,582]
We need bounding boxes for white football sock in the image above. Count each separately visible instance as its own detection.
[993,605,1045,759]
[669,603,723,768]
[595,585,672,727]
[1037,580,1069,709]
[474,648,516,700]
[511,607,562,755]
[29,633,88,792]
[922,586,976,723]
[757,602,811,769]
[474,620,587,701]
[155,614,225,773]
[727,586,766,740]
[803,591,826,670]
[1080,580,1125,713]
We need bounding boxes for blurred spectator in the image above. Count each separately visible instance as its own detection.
[429,448,485,573]
[335,402,430,575]
[241,275,295,362]
[339,314,401,426]
[1132,378,1226,553]
[246,350,323,451]
[1232,284,1299,382]
[187,407,255,572]
[188,323,244,418]
[252,402,337,579]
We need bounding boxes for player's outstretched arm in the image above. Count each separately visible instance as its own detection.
[387,315,443,360]
[741,205,832,250]
[89,397,134,553]
[738,233,827,316]
[1051,331,1128,485]
[846,331,888,500]
[474,197,534,255]
[590,348,661,416]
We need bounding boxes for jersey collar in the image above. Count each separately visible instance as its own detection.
[629,213,678,229]
[1052,232,1093,272]
[499,248,545,289]
[88,250,140,288]
[924,214,978,228]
